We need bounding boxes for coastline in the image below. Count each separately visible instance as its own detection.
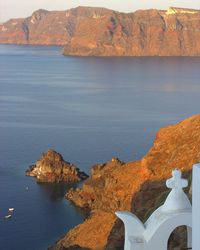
[0,6,200,57]
[1,44,200,249]
[51,114,200,249]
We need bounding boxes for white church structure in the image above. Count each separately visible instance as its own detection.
[116,163,200,250]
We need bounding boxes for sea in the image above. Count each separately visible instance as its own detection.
[0,44,200,250]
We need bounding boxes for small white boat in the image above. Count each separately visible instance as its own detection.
[8,208,15,212]
[5,214,12,219]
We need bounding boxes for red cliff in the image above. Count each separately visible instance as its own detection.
[51,114,200,249]
[0,7,200,56]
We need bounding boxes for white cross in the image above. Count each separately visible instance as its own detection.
[166,169,188,190]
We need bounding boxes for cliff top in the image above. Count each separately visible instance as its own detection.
[2,6,200,23]
[166,6,200,15]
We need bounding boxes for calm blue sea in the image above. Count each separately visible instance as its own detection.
[0,45,200,249]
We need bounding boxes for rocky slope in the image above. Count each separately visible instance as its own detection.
[51,114,200,249]
[0,7,200,56]
[26,149,88,183]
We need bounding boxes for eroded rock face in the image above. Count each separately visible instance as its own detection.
[0,7,200,56]
[26,149,88,183]
[63,7,200,56]
[0,9,70,45]
[52,114,200,249]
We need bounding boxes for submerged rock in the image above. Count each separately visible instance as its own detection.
[26,149,88,183]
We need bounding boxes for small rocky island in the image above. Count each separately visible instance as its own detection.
[26,149,88,183]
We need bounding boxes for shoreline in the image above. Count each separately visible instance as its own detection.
[52,114,200,249]
[1,7,200,57]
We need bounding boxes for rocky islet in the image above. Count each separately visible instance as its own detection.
[26,149,88,183]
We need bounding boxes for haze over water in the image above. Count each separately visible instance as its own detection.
[0,45,200,249]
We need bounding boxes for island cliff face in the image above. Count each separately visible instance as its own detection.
[51,114,200,249]
[0,9,70,45]
[0,7,200,56]
[26,149,88,183]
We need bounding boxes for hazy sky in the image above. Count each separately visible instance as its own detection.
[0,0,199,22]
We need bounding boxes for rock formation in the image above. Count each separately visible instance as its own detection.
[0,7,200,56]
[51,114,200,249]
[26,149,88,183]
[0,9,70,45]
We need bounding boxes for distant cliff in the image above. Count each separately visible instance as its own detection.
[0,6,200,56]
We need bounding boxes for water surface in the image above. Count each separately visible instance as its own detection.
[0,45,200,249]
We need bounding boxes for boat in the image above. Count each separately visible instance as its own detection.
[8,208,15,212]
[5,214,12,219]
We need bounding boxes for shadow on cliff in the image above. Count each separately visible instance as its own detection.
[63,245,92,250]
[131,170,192,221]
[37,182,79,202]
[49,244,92,250]
[105,218,124,250]
[105,170,192,250]
[129,170,192,249]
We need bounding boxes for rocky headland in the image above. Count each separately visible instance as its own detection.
[26,149,88,183]
[51,114,200,249]
[0,6,200,56]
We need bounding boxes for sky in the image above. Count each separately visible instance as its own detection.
[0,0,200,22]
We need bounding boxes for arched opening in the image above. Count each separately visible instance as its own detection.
[168,226,192,250]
